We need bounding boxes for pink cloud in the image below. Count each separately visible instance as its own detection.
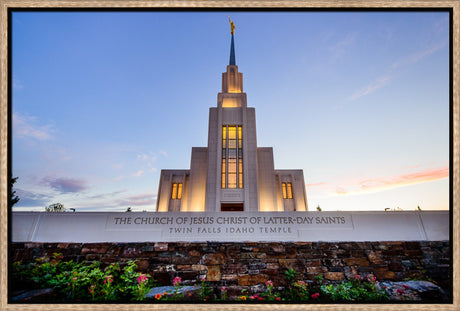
[306,182,326,187]
[43,177,88,193]
[335,166,448,195]
[359,167,449,190]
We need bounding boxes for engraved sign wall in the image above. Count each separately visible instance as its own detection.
[12,211,448,243]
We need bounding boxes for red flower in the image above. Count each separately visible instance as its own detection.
[311,293,320,299]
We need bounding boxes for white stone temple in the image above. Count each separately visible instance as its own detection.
[156,21,308,213]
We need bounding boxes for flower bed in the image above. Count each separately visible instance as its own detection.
[11,254,446,303]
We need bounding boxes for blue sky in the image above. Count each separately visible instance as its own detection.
[11,11,450,212]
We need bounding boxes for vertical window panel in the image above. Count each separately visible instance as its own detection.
[171,183,177,199]
[287,183,293,199]
[228,159,237,173]
[282,182,287,199]
[238,126,242,148]
[228,174,237,188]
[222,125,243,189]
[177,183,183,200]
[228,126,236,139]
[222,174,226,188]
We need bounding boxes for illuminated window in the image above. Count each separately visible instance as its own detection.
[222,125,243,188]
[171,183,183,200]
[282,182,293,199]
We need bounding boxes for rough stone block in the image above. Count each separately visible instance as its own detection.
[192,264,208,271]
[389,261,404,272]
[177,265,192,271]
[238,274,268,286]
[154,242,168,252]
[207,265,221,281]
[121,247,142,258]
[368,251,385,264]
[286,247,297,258]
[266,263,279,270]
[85,254,101,261]
[188,249,201,257]
[270,244,285,253]
[221,274,238,281]
[136,259,150,271]
[203,253,226,265]
[278,259,300,270]
[344,257,370,266]
[81,243,108,255]
[324,272,345,281]
[374,270,395,280]
[307,266,323,273]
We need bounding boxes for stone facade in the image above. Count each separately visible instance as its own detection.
[12,241,450,292]
[155,33,308,213]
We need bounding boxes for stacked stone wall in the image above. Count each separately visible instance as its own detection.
[11,241,450,291]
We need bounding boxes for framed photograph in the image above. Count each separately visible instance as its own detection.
[1,1,457,310]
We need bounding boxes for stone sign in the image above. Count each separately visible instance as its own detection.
[105,213,353,240]
[12,211,448,243]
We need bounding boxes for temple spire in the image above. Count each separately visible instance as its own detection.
[228,16,236,65]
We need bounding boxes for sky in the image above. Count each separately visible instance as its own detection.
[11,11,450,212]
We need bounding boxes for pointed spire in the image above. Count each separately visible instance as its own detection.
[229,34,236,65]
[228,16,236,65]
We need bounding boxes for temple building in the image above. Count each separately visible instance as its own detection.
[156,21,308,212]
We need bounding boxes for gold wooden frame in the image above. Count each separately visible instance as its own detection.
[1,1,458,310]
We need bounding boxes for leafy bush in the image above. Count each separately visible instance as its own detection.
[12,254,157,301]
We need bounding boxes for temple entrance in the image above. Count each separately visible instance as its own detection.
[221,203,244,212]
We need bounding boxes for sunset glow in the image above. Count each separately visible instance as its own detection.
[11,11,450,212]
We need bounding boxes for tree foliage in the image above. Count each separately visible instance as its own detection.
[10,177,20,207]
[46,203,66,212]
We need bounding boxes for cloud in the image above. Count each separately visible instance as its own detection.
[349,40,447,101]
[117,193,156,206]
[329,32,357,61]
[88,190,126,200]
[133,170,144,177]
[349,75,391,101]
[359,167,448,190]
[306,182,326,187]
[160,150,168,157]
[13,113,54,141]
[13,189,52,208]
[390,41,446,71]
[336,166,448,195]
[43,177,88,193]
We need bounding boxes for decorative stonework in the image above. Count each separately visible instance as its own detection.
[12,241,450,292]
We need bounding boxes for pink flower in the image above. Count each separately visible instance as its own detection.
[258,297,263,300]
[265,280,273,287]
[221,286,226,292]
[311,292,320,299]
[354,275,363,280]
[137,274,148,284]
[396,289,405,295]
[276,297,281,301]
[249,296,255,300]
[173,276,182,286]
